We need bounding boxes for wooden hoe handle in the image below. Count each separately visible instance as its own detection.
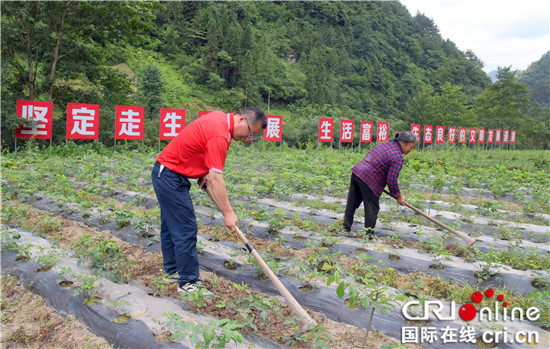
[383,190,476,247]
[205,187,318,331]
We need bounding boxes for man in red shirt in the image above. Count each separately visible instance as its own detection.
[152,107,267,295]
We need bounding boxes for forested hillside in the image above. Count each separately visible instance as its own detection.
[2,1,549,149]
[518,51,550,107]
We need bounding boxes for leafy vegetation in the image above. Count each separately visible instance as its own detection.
[1,134,549,347]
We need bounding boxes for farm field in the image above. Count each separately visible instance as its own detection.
[1,141,549,348]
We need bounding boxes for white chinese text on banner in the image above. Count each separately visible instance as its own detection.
[318,118,334,142]
[411,124,421,141]
[448,127,456,143]
[16,100,53,139]
[436,126,445,144]
[264,115,283,142]
[469,128,477,144]
[160,108,186,140]
[478,128,485,143]
[424,125,433,144]
[377,122,389,142]
[115,105,144,140]
[66,103,100,140]
[361,121,373,143]
[503,129,509,143]
[459,127,467,144]
[340,119,354,143]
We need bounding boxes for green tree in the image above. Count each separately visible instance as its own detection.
[465,49,484,69]
[139,65,164,119]
[474,67,530,130]
[432,82,471,125]
[1,1,160,101]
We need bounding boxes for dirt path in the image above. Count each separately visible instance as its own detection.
[1,274,110,348]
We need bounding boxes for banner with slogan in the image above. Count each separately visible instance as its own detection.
[11,101,520,148]
[318,118,334,142]
[264,115,283,142]
[448,127,457,143]
[478,128,485,144]
[66,103,100,140]
[159,108,185,140]
[469,128,477,144]
[436,126,445,144]
[459,127,467,143]
[16,100,53,139]
[198,110,210,118]
[487,129,494,144]
[423,125,433,144]
[115,105,144,140]
[377,122,389,142]
[503,129,509,143]
[411,124,421,141]
[340,119,354,143]
[360,121,373,143]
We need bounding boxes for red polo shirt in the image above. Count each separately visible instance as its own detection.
[157,111,234,178]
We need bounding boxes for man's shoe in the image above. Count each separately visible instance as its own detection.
[177,282,214,298]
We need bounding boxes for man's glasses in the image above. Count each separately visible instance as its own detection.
[246,118,256,139]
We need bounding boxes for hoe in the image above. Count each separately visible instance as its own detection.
[205,186,318,332]
[384,190,477,246]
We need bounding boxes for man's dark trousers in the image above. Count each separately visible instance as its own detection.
[151,164,199,287]
[343,173,380,233]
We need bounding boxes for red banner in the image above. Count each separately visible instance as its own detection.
[448,127,456,143]
[360,121,373,143]
[115,105,144,140]
[511,130,516,144]
[423,125,433,144]
[340,119,354,143]
[159,108,185,140]
[495,129,502,144]
[198,110,210,118]
[503,129,509,143]
[377,122,389,142]
[487,129,494,144]
[264,115,283,142]
[16,100,53,139]
[459,127,467,143]
[318,118,334,142]
[66,103,100,140]
[411,124,421,140]
[435,126,445,144]
[478,128,485,143]
[469,128,477,144]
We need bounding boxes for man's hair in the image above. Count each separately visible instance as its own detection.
[239,107,267,129]
[394,130,418,144]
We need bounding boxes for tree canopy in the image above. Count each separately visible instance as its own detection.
[2,1,548,149]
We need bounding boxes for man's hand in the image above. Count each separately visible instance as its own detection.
[396,194,406,206]
[224,212,239,230]
[198,176,209,190]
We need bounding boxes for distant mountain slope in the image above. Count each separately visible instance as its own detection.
[487,70,498,83]
[518,51,550,106]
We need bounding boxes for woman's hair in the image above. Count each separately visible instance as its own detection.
[394,131,418,144]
